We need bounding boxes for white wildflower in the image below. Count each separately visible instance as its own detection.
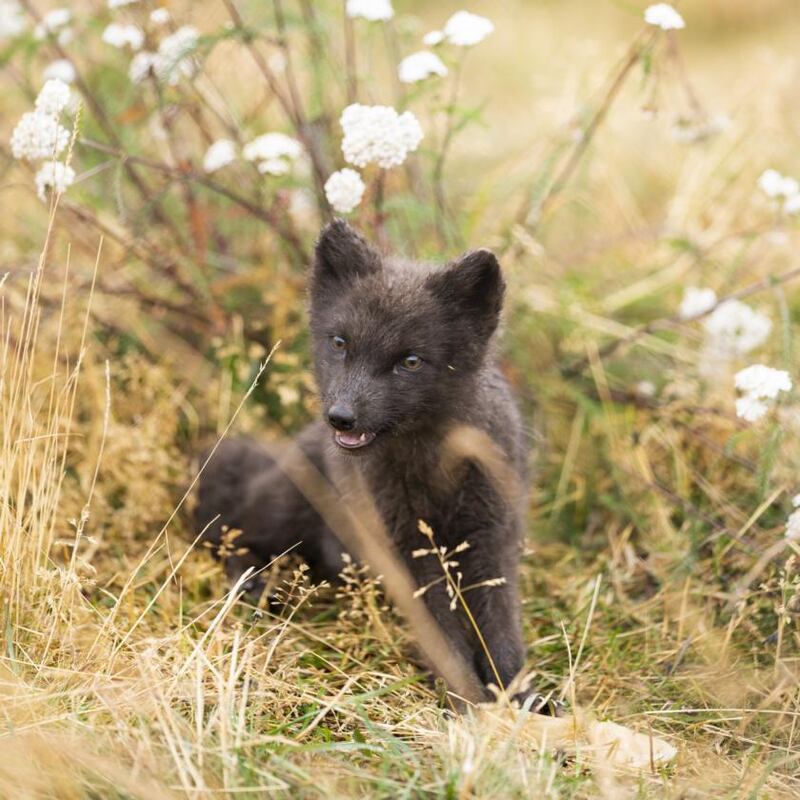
[679,287,717,320]
[102,23,144,50]
[636,380,656,398]
[33,8,71,39]
[346,0,394,21]
[735,395,769,423]
[35,161,75,201]
[150,8,170,25]
[734,364,792,400]
[35,79,71,116]
[43,60,77,84]
[156,25,200,84]
[10,111,70,161]
[340,103,423,169]
[784,194,800,215]
[423,30,445,46]
[734,365,791,423]
[109,0,140,7]
[442,11,494,46]
[243,132,303,175]
[398,51,448,83]
[702,300,772,358]
[792,494,800,509]
[325,168,366,213]
[129,51,158,83]
[644,3,685,31]
[786,509,800,541]
[758,168,798,199]
[202,139,236,173]
[0,0,26,39]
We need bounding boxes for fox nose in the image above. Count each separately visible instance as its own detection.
[327,404,356,431]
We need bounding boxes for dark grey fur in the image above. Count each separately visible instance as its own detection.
[196,220,540,706]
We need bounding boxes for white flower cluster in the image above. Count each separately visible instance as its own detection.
[35,161,76,202]
[341,104,423,169]
[0,0,26,40]
[346,0,394,21]
[758,168,800,215]
[424,10,494,48]
[324,169,366,214]
[734,364,792,423]
[43,59,77,84]
[202,139,237,174]
[702,299,772,359]
[103,23,144,51]
[398,51,448,84]
[242,132,303,175]
[129,25,199,85]
[786,510,800,541]
[9,79,76,201]
[150,8,170,25]
[644,3,685,31]
[679,287,717,320]
[34,8,73,46]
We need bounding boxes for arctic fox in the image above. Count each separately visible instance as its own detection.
[196,220,549,709]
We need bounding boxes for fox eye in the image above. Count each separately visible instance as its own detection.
[331,335,347,351]
[399,354,423,372]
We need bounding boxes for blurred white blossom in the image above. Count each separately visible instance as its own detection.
[735,395,769,423]
[340,104,423,169]
[702,300,772,358]
[346,0,394,21]
[734,365,791,423]
[783,194,800,215]
[443,11,494,46]
[10,112,70,161]
[35,160,75,202]
[243,133,303,175]
[398,51,448,83]
[0,0,26,39]
[129,51,158,83]
[203,139,237,173]
[679,287,717,320]
[128,26,200,85]
[325,168,366,213]
[735,365,792,400]
[423,30,445,46]
[758,168,798,199]
[150,8,170,25]
[786,510,800,541]
[155,25,200,84]
[35,79,72,116]
[644,4,685,31]
[792,494,800,509]
[102,23,144,50]
[43,59,77,84]
[109,0,140,6]
[34,8,72,42]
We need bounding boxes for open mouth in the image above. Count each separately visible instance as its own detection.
[333,431,377,450]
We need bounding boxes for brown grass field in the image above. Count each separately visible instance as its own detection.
[2,0,800,796]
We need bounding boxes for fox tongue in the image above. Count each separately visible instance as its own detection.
[337,432,363,447]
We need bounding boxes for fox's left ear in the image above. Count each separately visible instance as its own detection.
[426,249,505,338]
[312,219,380,297]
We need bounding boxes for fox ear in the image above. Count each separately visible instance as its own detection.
[312,219,380,292]
[427,249,505,338]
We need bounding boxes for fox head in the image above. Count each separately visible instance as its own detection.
[309,219,505,452]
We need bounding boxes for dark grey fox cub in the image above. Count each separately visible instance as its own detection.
[196,220,547,708]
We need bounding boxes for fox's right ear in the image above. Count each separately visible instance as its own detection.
[312,219,380,294]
